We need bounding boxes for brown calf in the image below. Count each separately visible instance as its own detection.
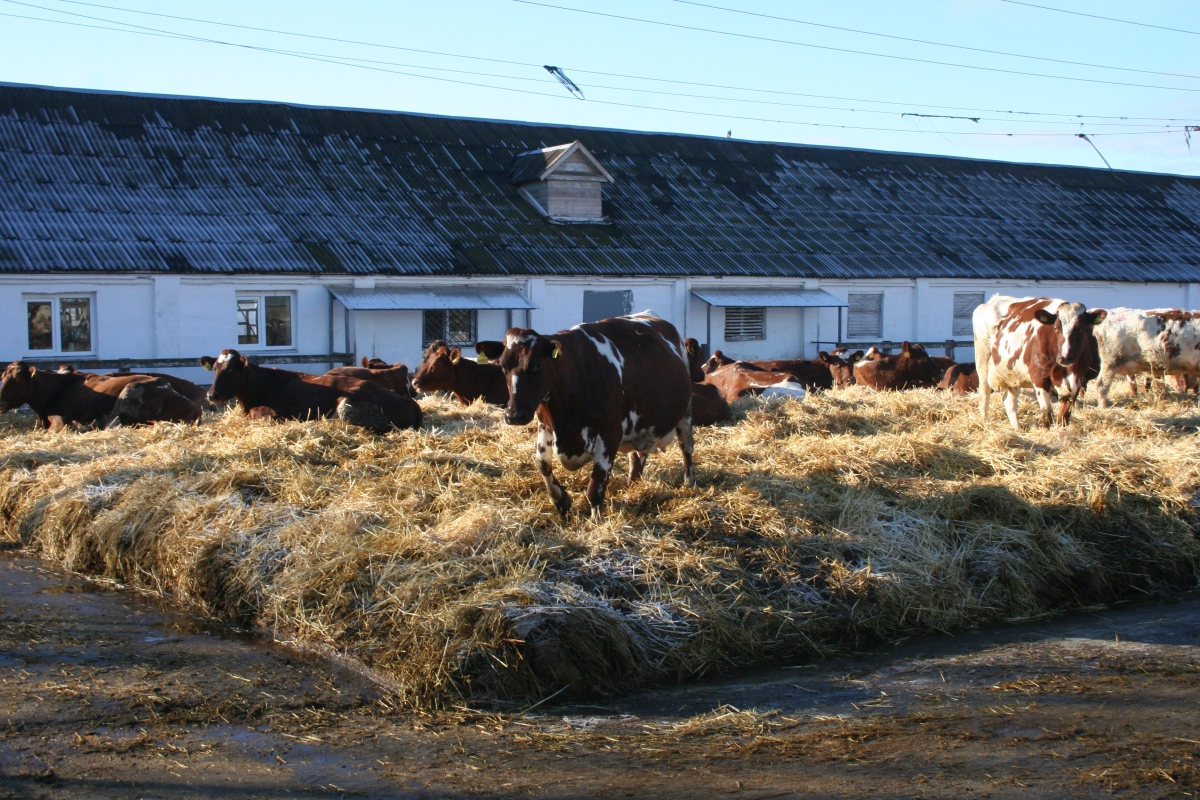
[704,363,805,403]
[817,349,864,387]
[853,342,945,390]
[324,358,411,396]
[937,362,979,394]
[411,340,508,405]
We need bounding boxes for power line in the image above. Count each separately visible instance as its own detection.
[0,6,1191,140]
[13,0,1198,123]
[999,1,1200,37]
[509,0,1200,93]
[668,0,1200,80]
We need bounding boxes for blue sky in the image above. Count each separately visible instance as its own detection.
[2,0,1199,175]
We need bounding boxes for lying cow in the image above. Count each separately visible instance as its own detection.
[200,350,421,433]
[57,364,215,411]
[496,313,695,520]
[411,340,508,405]
[817,349,864,387]
[937,362,979,394]
[324,357,411,397]
[974,296,1105,429]
[683,339,732,426]
[852,342,944,390]
[704,362,807,403]
[1,362,200,429]
[1093,307,1200,408]
[702,349,836,391]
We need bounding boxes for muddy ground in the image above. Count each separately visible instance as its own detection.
[0,553,1197,799]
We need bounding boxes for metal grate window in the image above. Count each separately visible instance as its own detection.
[423,309,477,347]
[724,306,765,341]
[847,293,883,339]
[952,292,984,337]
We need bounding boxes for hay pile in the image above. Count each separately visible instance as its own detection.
[1,388,1198,708]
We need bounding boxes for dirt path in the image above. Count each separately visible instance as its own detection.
[1,553,1198,799]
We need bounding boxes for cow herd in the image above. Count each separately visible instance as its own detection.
[1,299,1198,518]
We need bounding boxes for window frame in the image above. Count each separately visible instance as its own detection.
[235,291,296,350]
[846,292,883,339]
[952,292,985,337]
[723,306,766,342]
[422,308,478,348]
[23,293,97,357]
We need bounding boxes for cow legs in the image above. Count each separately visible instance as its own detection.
[675,413,696,488]
[1032,387,1055,429]
[1003,388,1021,431]
[1095,367,1115,408]
[585,434,619,521]
[535,422,571,518]
[628,452,647,483]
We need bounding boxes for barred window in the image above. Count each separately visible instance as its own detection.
[847,293,883,339]
[953,292,984,337]
[424,309,477,347]
[724,307,765,341]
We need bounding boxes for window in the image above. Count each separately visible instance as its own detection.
[582,290,632,323]
[953,292,984,337]
[237,294,293,348]
[724,306,765,341]
[847,293,883,339]
[26,295,93,354]
[423,309,477,347]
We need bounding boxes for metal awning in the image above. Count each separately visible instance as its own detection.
[330,287,537,311]
[691,288,847,307]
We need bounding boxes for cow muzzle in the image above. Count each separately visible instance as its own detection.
[1056,356,1075,367]
[504,408,534,426]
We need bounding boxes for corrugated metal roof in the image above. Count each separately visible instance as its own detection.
[2,83,1200,282]
[691,288,847,307]
[330,286,536,310]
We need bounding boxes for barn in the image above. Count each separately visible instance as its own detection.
[3,81,1200,381]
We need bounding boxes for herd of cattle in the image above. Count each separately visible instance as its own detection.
[0,298,1197,518]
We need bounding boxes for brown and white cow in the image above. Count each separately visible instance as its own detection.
[701,349,836,391]
[682,339,732,426]
[937,362,979,394]
[974,296,1106,430]
[0,362,200,429]
[817,349,864,388]
[703,362,807,403]
[496,314,695,520]
[852,342,945,391]
[1092,308,1200,407]
[200,350,421,433]
[324,357,412,397]
[411,340,508,405]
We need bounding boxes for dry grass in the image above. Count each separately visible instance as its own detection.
[1,387,1198,709]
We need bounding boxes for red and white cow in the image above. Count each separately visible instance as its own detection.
[496,313,695,520]
[1092,307,1200,407]
[974,295,1106,430]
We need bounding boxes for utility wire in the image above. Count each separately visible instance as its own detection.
[668,0,1200,80]
[11,0,1197,123]
[509,0,1200,93]
[0,7,1190,139]
[1000,1,1200,37]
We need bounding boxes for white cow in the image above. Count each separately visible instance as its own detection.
[972,294,1033,421]
[1093,308,1200,407]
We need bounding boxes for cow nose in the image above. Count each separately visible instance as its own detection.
[505,409,533,425]
[1056,357,1074,367]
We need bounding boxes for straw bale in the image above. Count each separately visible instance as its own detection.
[1,387,1198,708]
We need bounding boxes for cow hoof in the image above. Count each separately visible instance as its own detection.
[554,492,573,518]
[589,506,604,523]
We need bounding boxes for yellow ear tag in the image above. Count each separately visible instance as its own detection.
[30,367,37,375]
[450,351,460,364]
[552,344,561,359]
[204,362,213,371]
[477,353,489,364]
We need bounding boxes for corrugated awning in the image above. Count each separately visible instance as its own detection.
[691,288,847,308]
[330,287,537,311]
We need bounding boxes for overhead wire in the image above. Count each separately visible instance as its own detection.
[999,1,1200,37]
[508,0,1200,93]
[9,0,1199,124]
[666,0,1200,80]
[0,3,1192,139]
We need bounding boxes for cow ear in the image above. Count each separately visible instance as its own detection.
[901,342,912,358]
[200,356,215,371]
[1088,309,1108,325]
[686,340,696,355]
[449,348,461,364]
[361,356,370,368]
[818,351,831,363]
[547,339,563,359]
[239,355,250,368]
[849,350,864,364]
[1034,309,1057,325]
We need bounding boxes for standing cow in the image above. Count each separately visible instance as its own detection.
[1092,308,1200,407]
[974,296,1106,430]
[496,313,695,520]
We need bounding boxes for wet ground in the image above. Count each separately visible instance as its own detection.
[1,552,1198,799]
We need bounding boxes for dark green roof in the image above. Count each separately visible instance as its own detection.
[2,82,1200,282]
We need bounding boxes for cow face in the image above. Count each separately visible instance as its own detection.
[411,340,461,394]
[702,349,734,376]
[818,349,863,387]
[363,357,390,370]
[201,350,250,403]
[0,362,37,413]
[497,329,560,426]
[1033,304,1108,367]
[683,338,706,382]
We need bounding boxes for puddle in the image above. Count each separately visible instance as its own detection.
[35,583,97,595]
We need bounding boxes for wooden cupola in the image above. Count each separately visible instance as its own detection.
[508,141,614,224]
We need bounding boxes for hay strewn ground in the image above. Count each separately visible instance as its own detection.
[1,388,1198,708]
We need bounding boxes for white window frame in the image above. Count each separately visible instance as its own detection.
[23,293,97,357]
[235,291,297,350]
[724,306,766,342]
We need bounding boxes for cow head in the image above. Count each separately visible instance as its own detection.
[1033,303,1108,367]
[474,341,506,363]
[702,349,734,375]
[683,338,706,382]
[497,328,561,426]
[818,349,863,387]
[0,361,39,413]
[362,356,391,370]
[411,340,462,394]
[201,350,250,403]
